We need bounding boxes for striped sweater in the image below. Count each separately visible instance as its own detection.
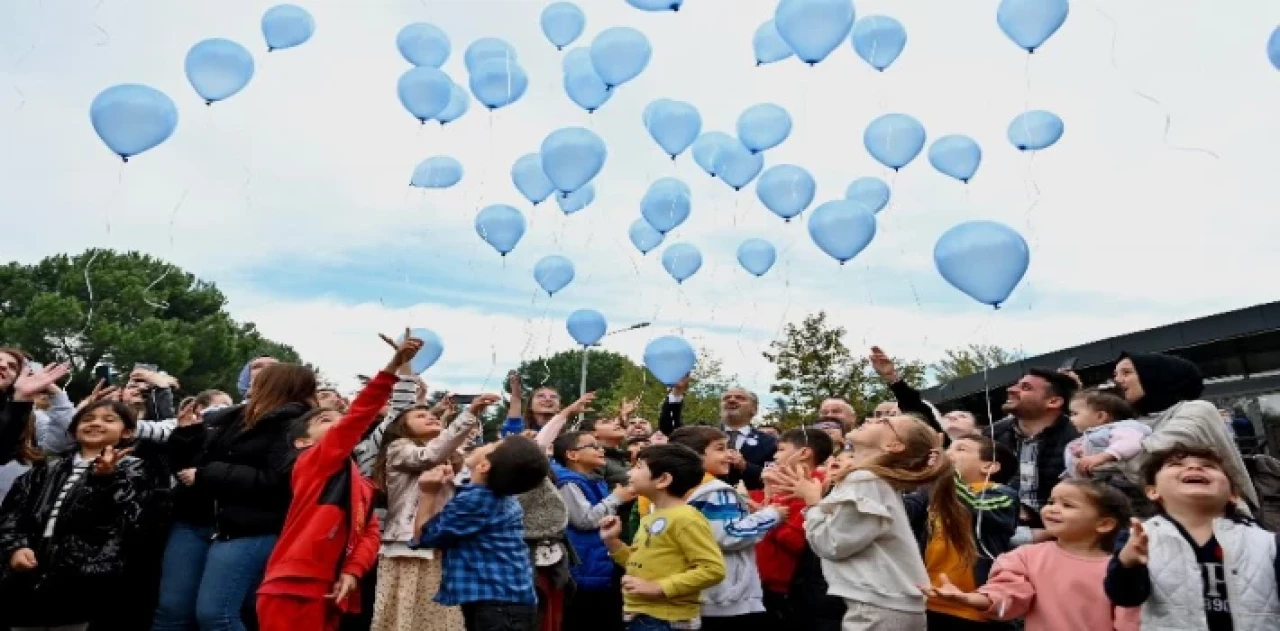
[685,477,781,618]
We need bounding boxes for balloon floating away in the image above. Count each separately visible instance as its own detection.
[757,165,816,222]
[774,0,856,65]
[851,15,907,71]
[90,84,179,162]
[512,153,555,205]
[475,204,527,256]
[566,309,607,347]
[644,99,702,159]
[398,66,453,123]
[540,127,607,195]
[714,139,764,191]
[753,20,794,66]
[691,132,735,178]
[465,38,517,73]
[808,200,877,264]
[400,328,445,374]
[933,220,1030,308]
[557,183,596,215]
[1269,27,1280,71]
[410,157,463,189]
[640,177,692,234]
[928,135,982,183]
[644,336,697,386]
[469,58,529,110]
[534,255,576,296]
[661,242,703,284]
[590,27,652,88]
[864,113,926,171]
[1007,110,1064,151]
[262,4,315,52]
[996,0,1069,53]
[184,38,255,105]
[737,239,777,277]
[626,0,683,13]
[845,177,891,214]
[564,63,612,113]
[737,103,792,154]
[435,82,470,124]
[628,219,665,255]
[541,2,586,50]
[397,23,450,67]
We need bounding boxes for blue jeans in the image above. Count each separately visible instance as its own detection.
[626,615,675,631]
[151,522,277,631]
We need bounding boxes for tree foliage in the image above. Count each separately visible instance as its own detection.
[763,311,926,427]
[599,348,735,428]
[514,348,635,415]
[930,343,1024,384]
[0,249,302,399]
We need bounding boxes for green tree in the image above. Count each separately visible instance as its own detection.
[931,344,1024,384]
[599,347,735,428]
[763,311,927,425]
[514,348,635,414]
[0,249,303,399]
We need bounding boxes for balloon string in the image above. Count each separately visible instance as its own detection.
[8,0,46,112]
[141,186,192,311]
[1085,0,1220,161]
[91,0,109,46]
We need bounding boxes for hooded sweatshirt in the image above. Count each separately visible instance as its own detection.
[685,478,780,617]
[1118,352,1259,510]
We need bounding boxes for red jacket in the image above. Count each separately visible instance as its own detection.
[752,468,825,594]
[259,371,392,612]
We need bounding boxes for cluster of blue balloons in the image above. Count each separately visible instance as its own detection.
[90,4,313,161]
[395,23,469,124]
[508,126,608,212]
[561,27,653,113]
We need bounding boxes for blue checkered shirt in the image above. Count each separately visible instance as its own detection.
[414,484,537,606]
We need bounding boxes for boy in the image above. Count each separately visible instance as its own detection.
[669,426,784,631]
[257,334,423,631]
[599,444,726,631]
[911,434,1019,630]
[755,428,835,624]
[414,434,550,631]
[1106,447,1279,630]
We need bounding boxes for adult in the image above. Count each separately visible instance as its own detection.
[816,398,857,444]
[236,356,279,401]
[1112,352,1258,516]
[869,347,942,434]
[986,368,1079,541]
[153,362,317,631]
[658,377,776,490]
[0,348,71,501]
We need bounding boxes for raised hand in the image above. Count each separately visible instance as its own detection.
[564,392,596,417]
[77,379,118,410]
[418,465,454,493]
[176,468,197,486]
[869,346,898,383]
[379,328,424,372]
[9,548,37,572]
[1118,518,1149,567]
[672,375,691,397]
[618,397,640,420]
[14,362,71,401]
[177,400,203,427]
[771,465,823,507]
[468,393,501,415]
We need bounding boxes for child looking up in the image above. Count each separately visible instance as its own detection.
[1106,447,1279,629]
[1066,390,1149,478]
[599,444,726,631]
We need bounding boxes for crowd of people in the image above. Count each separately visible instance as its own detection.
[0,336,1276,631]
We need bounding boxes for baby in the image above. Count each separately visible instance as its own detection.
[1065,390,1150,478]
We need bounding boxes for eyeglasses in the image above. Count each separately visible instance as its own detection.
[870,416,905,442]
[571,443,604,452]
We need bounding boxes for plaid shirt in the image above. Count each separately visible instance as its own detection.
[415,484,536,606]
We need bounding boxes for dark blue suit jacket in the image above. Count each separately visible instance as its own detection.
[658,397,776,490]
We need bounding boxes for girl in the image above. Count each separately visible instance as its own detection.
[1065,390,1149,478]
[772,414,974,629]
[0,400,152,630]
[370,394,492,631]
[923,478,1141,630]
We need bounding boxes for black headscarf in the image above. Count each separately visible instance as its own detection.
[1119,352,1204,416]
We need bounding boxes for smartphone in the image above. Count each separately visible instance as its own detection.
[1058,357,1078,371]
[94,364,114,386]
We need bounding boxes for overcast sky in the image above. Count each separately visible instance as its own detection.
[3,0,1278,397]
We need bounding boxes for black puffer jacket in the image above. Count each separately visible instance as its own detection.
[987,413,1078,527]
[0,455,152,627]
[167,403,305,539]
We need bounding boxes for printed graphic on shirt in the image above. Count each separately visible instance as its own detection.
[1200,540,1230,617]
[649,517,668,537]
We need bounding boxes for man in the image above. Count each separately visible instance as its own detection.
[986,368,1079,544]
[940,411,978,443]
[816,398,857,445]
[658,377,776,490]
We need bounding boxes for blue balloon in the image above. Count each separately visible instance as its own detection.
[715,140,765,191]
[1008,110,1064,151]
[640,178,692,234]
[627,0,683,11]
[469,58,528,110]
[643,99,702,159]
[753,20,794,66]
[644,336,696,386]
[261,4,314,52]
[590,27,652,88]
[475,205,527,256]
[512,153,555,205]
[435,81,469,124]
[540,127,607,194]
[564,66,612,113]
[691,132,735,177]
[996,0,1069,53]
[562,47,594,73]
[628,219,665,254]
[557,183,595,215]
[736,104,792,153]
[844,177,891,214]
[1270,27,1280,70]
[184,39,254,104]
[397,23,450,67]
[851,15,906,71]
[661,243,703,284]
[402,328,445,374]
[737,239,777,277]
[566,309,607,346]
[807,200,877,264]
[465,38,517,72]
[410,156,463,189]
[934,220,1030,307]
[756,165,816,222]
[774,0,855,65]
[89,84,179,161]
[397,66,453,123]
[541,3,586,50]
[864,113,926,170]
[534,255,576,296]
[927,135,982,183]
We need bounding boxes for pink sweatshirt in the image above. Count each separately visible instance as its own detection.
[979,542,1140,631]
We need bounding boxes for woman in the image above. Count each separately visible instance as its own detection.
[0,349,71,501]
[152,362,316,631]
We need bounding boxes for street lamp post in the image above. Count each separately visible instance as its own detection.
[578,321,651,424]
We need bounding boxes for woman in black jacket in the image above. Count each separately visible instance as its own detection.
[152,363,316,631]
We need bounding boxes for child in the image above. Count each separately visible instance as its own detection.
[924,478,1141,630]
[1066,390,1149,478]
[414,434,550,631]
[754,428,835,625]
[256,333,424,631]
[551,431,636,631]
[371,392,494,631]
[669,425,783,630]
[0,399,150,630]
[1106,447,1280,629]
[771,414,974,629]
[599,444,727,631]
[910,434,1019,631]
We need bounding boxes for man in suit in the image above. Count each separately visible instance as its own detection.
[658,378,777,490]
